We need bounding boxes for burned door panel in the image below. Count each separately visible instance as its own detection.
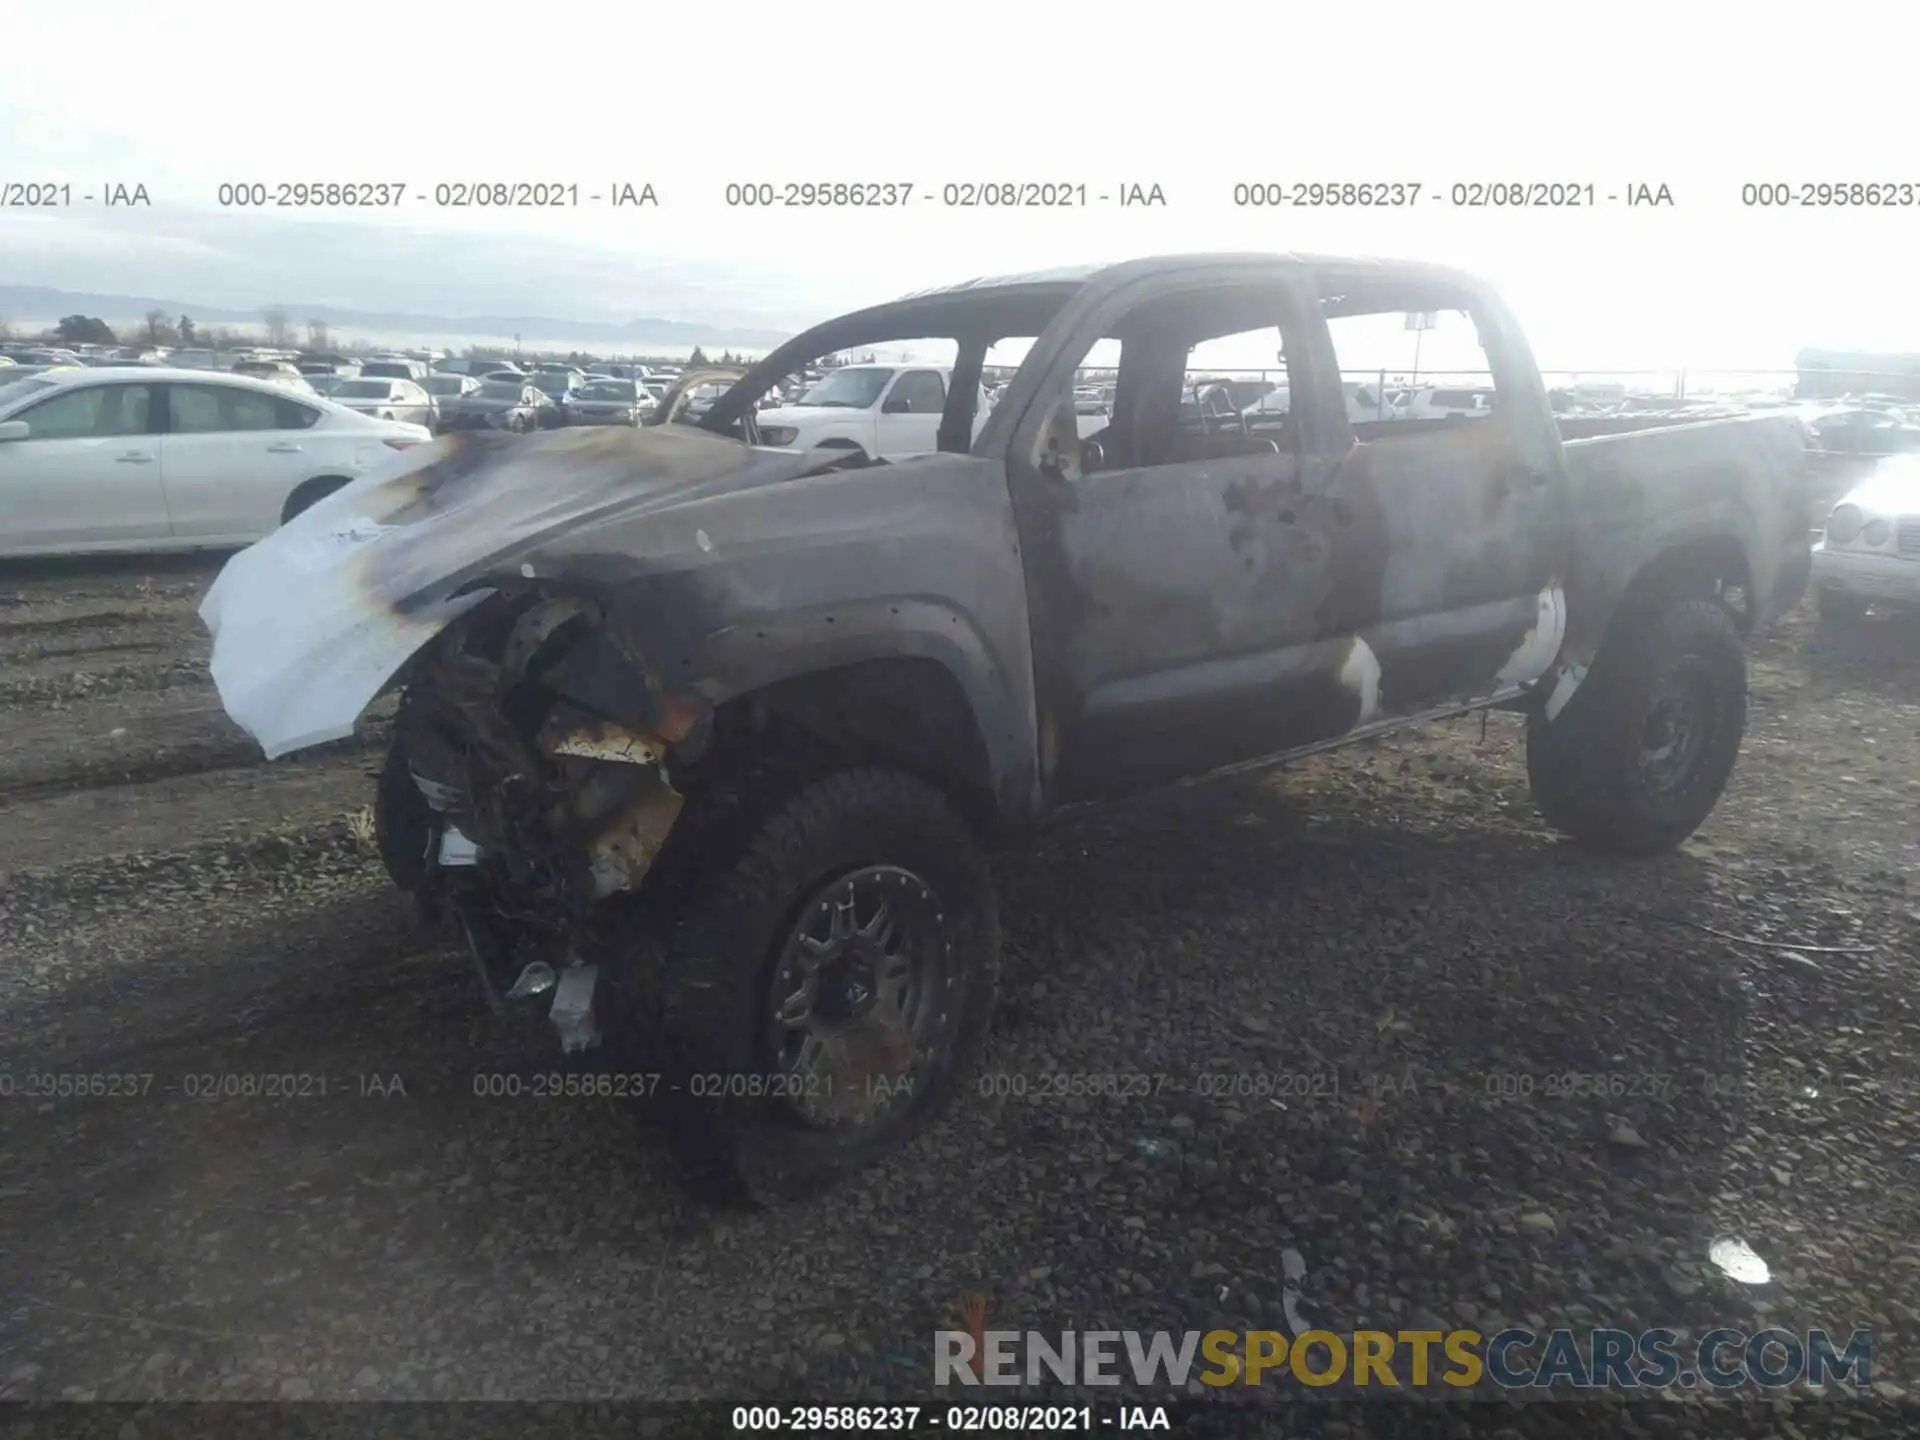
[1006,272,1374,803]
[1044,445,1377,800]
[1324,419,1563,714]
[1306,287,1568,716]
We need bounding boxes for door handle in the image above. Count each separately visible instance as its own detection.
[266,443,302,453]
[116,452,154,464]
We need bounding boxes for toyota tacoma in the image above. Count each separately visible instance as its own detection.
[200,253,1812,1203]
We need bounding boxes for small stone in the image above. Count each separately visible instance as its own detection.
[819,1332,845,1351]
[1610,1123,1647,1149]
[7,1363,43,1386]
[1519,1212,1556,1234]
[279,1377,314,1400]
[1238,1014,1271,1035]
[1170,1115,1195,1135]
[1030,1266,1052,1282]
[1123,1216,1146,1230]
[1666,1272,1701,1299]
[351,1367,382,1389]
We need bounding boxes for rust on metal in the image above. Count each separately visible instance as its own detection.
[584,773,685,898]
[536,714,669,767]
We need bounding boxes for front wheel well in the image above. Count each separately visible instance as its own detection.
[694,658,998,834]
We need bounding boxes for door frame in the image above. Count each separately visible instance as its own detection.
[1000,261,1351,802]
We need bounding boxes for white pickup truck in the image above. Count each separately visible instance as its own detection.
[753,363,989,462]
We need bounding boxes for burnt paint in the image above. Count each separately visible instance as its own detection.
[1033,410,1561,802]
[1556,414,1811,662]
[346,259,1807,832]
[336,424,1044,820]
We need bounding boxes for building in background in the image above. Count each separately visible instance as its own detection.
[1797,348,1920,401]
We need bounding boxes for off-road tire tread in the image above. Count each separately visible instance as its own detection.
[1526,598,1746,856]
[657,768,999,1206]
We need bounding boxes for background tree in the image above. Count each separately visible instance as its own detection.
[261,307,293,348]
[142,308,176,345]
[55,315,116,345]
[179,314,196,343]
[307,319,330,351]
[687,345,709,365]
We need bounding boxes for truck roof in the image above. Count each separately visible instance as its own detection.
[893,252,1486,306]
[710,252,1494,432]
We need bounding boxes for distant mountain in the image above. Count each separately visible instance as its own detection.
[0,285,793,349]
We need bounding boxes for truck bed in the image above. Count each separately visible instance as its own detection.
[1560,411,1813,629]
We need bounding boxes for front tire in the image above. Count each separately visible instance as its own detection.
[657,768,1000,1205]
[373,738,433,896]
[1526,598,1746,856]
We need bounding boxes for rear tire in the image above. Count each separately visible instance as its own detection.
[1526,598,1746,856]
[657,768,1000,1206]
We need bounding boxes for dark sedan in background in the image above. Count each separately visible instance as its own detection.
[565,377,653,426]
[532,368,587,418]
[437,379,555,433]
[1808,405,1920,456]
[423,373,483,414]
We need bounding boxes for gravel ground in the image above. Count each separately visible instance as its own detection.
[1,552,1917,1435]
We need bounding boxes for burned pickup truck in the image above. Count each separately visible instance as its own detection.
[201,253,1810,1202]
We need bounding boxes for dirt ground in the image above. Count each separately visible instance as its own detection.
[1,551,1917,1432]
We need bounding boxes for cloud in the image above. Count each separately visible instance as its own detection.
[0,208,830,330]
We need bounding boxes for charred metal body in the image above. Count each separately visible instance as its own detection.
[200,252,1812,1199]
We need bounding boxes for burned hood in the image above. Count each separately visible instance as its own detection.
[199,424,844,759]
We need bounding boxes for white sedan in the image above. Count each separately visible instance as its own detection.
[0,366,431,557]
[1811,455,1920,623]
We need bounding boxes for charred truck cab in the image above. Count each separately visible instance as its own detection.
[200,253,1811,1204]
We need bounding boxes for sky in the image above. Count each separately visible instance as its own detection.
[0,1,1911,378]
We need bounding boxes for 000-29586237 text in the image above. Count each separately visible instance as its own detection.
[722,181,1106,207]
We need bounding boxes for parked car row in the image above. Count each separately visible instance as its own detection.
[183,354,694,434]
